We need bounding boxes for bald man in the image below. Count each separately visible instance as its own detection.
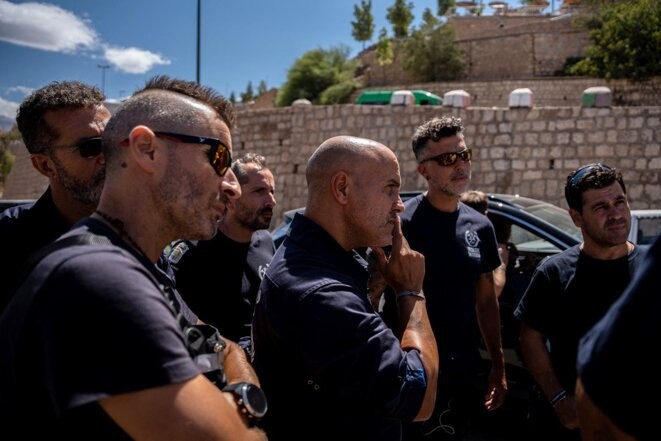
[251,136,439,441]
[0,77,266,440]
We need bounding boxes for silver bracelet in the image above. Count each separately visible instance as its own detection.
[549,389,568,406]
[395,290,425,301]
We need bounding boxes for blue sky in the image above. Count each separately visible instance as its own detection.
[0,0,549,122]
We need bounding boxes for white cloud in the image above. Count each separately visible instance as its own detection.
[104,46,171,74]
[0,97,19,119]
[0,0,97,52]
[7,86,34,96]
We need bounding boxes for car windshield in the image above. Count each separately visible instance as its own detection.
[524,203,583,242]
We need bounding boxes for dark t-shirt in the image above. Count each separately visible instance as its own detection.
[0,219,201,439]
[577,237,661,440]
[515,244,641,390]
[0,188,68,312]
[397,195,500,365]
[169,229,274,344]
[252,214,427,441]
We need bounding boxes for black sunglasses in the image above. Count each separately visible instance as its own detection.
[569,163,613,187]
[39,137,104,159]
[121,131,232,177]
[420,148,472,166]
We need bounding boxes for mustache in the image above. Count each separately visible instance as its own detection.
[258,207,273,217]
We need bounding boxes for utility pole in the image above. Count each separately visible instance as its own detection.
[97,64,110,95]
[196,0,201,84]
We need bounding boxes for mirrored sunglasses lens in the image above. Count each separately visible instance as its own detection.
[210,146,231,176]
[439,152,458,166]
[78,138,103,158]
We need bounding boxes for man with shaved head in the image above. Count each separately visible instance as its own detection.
[251,135,439,441]
[0,77,266,440]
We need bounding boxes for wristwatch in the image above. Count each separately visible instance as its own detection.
[222,382,268,426]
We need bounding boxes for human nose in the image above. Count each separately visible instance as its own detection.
[393,196,404,213]
[221,169,241,200]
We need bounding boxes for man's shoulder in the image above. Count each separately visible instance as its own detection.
[537,245,581,272]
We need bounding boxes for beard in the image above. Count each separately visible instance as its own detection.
[51,156,104,206]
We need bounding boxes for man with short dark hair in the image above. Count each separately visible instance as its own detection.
[0,77,266,440]
[170,153,276,351]
[515,163,642,441]
[395,115,507,441]
[0,81,110,310]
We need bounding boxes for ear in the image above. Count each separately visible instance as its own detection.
[126,126,159,175]
[568,207,582,228]
[330,171,349,205]
[417,162,428,179]
[29,153,57,179]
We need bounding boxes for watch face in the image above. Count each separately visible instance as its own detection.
[244,383,268,418]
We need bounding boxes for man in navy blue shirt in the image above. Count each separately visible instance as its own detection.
[252,135,439,441]
[0,81,110,311]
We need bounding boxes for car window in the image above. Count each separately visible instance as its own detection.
[636,216,661,245]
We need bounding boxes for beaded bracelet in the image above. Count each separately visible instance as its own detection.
[549,389,568,406]
[395,290,425,301]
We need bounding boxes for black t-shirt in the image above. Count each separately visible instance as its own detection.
[396,195,500,364]
[515,244,641,390]
[169,229,275,344]
[0,220,201,438]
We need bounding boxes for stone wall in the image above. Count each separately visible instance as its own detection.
[5,104,660,231]
[229,104,661,227]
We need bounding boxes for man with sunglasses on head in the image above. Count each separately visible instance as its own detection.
[0,81,110,312]
[0,77,266,440]
[514,163,642,441]
[388,115,507,441]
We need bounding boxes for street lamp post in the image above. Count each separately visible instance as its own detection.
[97,64,110,95]
[196,0,201,84]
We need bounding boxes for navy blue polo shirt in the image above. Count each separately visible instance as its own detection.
[252,213,427,441]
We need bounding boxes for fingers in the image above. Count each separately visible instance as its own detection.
[390,215,403,254]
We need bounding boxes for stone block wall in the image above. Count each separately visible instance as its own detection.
[5,104,660,231]
[230,104,661,227]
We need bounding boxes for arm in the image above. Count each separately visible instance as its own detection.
[575,378,637,441]
[372,217,439,421]
[475,271,507,411]
[223,338,260,386]
[100,375,267,441]
[519,322,578,430]
[493,243,509,298]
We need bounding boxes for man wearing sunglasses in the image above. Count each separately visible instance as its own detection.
[0,81,110,312]
[0,77,267,440]
[389,115,507,441]
[514,163,642,441]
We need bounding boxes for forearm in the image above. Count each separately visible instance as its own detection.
[519,325,563,399]
[398,294,439,421]
[223,339,260,385]
[475,283,505,368]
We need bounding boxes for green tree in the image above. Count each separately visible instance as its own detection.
[275,45,360,107]
[257,80,268,96]
[437,0,455,16]
[569,0,661,79]
[401,22,464,81]
[422,7,440,28]
[228,91,236,104]
[386,0,414,38]
[240,81,254,102]
[375,27,394,84]
[351,0,375,51]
